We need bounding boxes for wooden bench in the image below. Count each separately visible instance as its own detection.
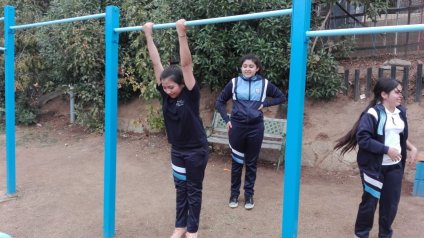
[206,111,287,169]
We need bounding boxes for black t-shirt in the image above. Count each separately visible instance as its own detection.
[157,83,207,148]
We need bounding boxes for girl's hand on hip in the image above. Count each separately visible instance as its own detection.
[258,104,263,110]
[387,147,401,162]
[226,121,232,132]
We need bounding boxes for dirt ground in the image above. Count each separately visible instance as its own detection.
[1,98,424,238]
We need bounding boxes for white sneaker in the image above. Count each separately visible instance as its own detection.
[229,196,238,208]
[244,196,254,210]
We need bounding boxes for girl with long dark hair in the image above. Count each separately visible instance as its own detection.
[334,78,418,237]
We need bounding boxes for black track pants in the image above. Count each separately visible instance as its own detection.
[228,121,264,198]
[171,144,208,233]
[354,164,403,238]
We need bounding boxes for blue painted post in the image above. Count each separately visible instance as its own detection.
[282,1,311,237]
[104,6,119,238]
[4,5,16,195]
[413,162,424,197]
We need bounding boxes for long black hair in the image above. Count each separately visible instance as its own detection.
[334,78,401,155]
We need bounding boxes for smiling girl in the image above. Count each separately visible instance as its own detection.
[334,78,418,238]
[143,20,208,238]
[215,53,286,210]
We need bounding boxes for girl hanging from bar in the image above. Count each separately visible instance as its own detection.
[142,19,208,238]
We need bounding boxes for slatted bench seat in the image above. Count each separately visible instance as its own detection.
[206,111,287,169]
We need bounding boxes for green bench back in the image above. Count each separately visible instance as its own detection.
[211,112,286,139]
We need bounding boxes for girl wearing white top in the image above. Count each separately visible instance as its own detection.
[334,78,418,238]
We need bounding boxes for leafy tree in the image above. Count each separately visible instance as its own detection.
[1,0,389,130]
[121,0,292,93]
[350,0,389,22]
[0,0,50,124]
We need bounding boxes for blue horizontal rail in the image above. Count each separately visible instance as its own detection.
[0,17,4,21]
[115,9,292,33]
[0,47,5,51]
[307,23,424,37]
[11,13,105,30]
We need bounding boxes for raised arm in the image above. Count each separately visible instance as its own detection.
[143,22,163,86]
[176,19,195,90]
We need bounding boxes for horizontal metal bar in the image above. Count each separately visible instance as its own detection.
[307,24,424,37]
[0,47,5,51]
[11,13,106,30]
[0,17,4,22]
[115,9,292,33]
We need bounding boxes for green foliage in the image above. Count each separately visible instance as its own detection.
[0,0,49,125]
[320,0,389,23]
[119,0,174,100]
[146,104,164,131]
[34,0,107,130]
[306,50,344,100]
[15,92,37,125]
[0,0,368,133]
[350,0,389,22]
[160,0,292,90]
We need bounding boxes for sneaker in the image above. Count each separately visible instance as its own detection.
[244,196,254,210]
[229,196,238,208]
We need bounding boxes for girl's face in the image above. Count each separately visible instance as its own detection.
[382,85,403,110]
[162,77,184,99]
[241,59,260,78]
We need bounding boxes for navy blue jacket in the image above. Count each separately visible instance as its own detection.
[356,104,408,177]
[215,75,286,125]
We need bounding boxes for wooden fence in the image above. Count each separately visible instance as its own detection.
[343,64,423,103]
[320,1,424,57]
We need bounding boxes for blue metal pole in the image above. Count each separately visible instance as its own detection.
[282,0,311,237]
[307,23,424,37]
[4,5,16,195]
[114,9,292,33]
[103,5,119,238]
[11,13,106,30]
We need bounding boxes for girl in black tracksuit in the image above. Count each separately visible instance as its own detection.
[143,20,208,238]
[334,78,418,238]
[215,53,286,210]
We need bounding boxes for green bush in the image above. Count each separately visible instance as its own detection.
[0,0,49,125]
[1,0,391,131]
[15,92,37,125]
[306,50,344,100]
[147,104,164,131]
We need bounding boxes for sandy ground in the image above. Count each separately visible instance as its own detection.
[1,111,424,238]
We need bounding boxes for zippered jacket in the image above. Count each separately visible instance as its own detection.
[215,75,286,125]
[356,103,408,176]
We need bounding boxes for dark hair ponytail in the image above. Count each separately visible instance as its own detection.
[333,98,377,155]
[334,78,400,155]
